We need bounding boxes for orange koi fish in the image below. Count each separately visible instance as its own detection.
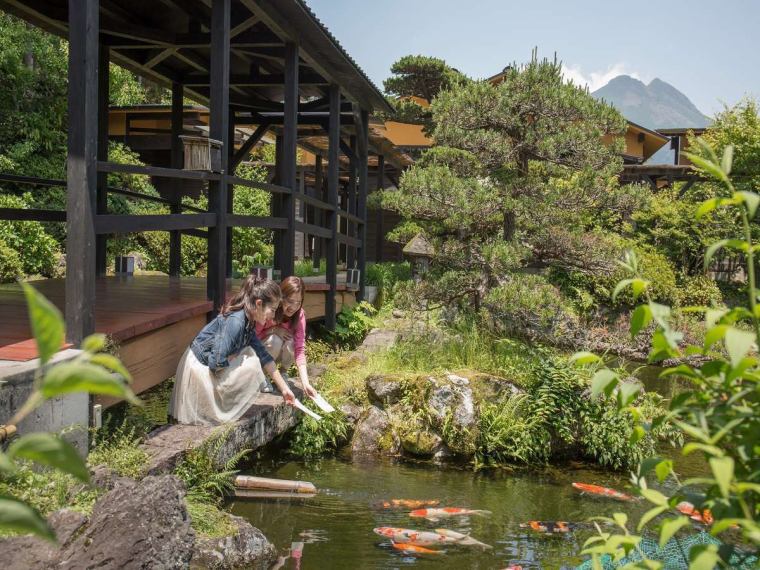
[520,520,572,534]
[676,501,714,525]
[373,527,457,546]
[572,482,634,502]
[391,542,444,555]
[379,499,440,509]
[434,528,493,549]
[409,507,492,521]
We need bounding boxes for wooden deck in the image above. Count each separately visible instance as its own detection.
[0,274,355,407]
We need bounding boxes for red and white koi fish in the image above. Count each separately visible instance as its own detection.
[391,542,444,555]
[676,501,714,525]
[409,507,492,521]
[520,520,573,534]
[572,482,634,502]
[500,566,523,570]
[378,499,440,509]
[434,528,493,549]
[373,527,457,546]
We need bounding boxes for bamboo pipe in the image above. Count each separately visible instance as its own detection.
[0,424,17,443]
[234,475,317,494]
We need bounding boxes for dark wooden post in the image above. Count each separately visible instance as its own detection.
[95,43,109,277]
[272,134,284,270]
[356,108,369,302]
[375,154,385,263]
[207,0,230,311]
[66,0,99,344]
[325,84,340,329]
[169,81,184,277]
[311,154,323,269]
[346,135,357,269]
[280,41,298,278]
[226,112,235,278]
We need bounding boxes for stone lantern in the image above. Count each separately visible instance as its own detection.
[403,234,434,281]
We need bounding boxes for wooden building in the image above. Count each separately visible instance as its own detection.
[657,127,707,166]
[0,0,397,402]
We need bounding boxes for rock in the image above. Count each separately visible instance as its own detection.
[427,376,478,456]
[339,402,363,425]
[400,429,442,457]
[392,309,405,319]
[351,405,398,456]
[446,373,470,387]
[190,514,277,570]
[358,328,400,353]
[0,509,87,569]
[57,475,195,569]
[307,362,327,380]
[89,464,132,491]
[366,374,405,407]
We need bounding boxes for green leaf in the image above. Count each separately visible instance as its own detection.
[684,152,728,184]
[629,425,646,444]
[618,381,641,408]
[591,369,618,397]
[688,544,720,570]
[612,512,628,529]
[612,278,634,302]
[21,282,64,366]
[641,488,668,507]
[630,279,649,300]
[88,353,132,383]
[703,324,728,350]
[81,333,106,353]
[695,198,718,219]
[705,308,728,329]
[655,459,673,483]
[637,505,669,531]
[709,456,734,498]
[0,451,15,474]
[703,239,728,271]
[737,191,760,219]
[8,433,89,483]
[630,305,652,338]
[724,327,755,368]
[0,496,54,541]
[659,516,690,548]
[570,351,602,365]
[41,362,139,404]
[683,442,722,457]
[721,144,734,175]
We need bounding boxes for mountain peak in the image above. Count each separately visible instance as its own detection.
[592,75,711,130]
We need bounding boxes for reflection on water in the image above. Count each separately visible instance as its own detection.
[231,456,704,570]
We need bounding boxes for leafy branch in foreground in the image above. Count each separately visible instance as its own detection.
[0,283,137,541]
[572,140,759,569]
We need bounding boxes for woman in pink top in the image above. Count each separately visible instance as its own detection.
[256,276,317,398]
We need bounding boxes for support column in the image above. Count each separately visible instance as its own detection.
[375,154,385,263]
[312,154,323,269]
[169,81,183,277]
[325,84,340,329]
[226,112,235,278]
[355,108,369,302]
[272,134,284,270]
[66,0,99,344]
[346,135,357,269]
[95,43,109,277]
[280,41,298,279]
[207,0,230,311]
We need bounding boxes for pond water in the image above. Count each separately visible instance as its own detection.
[231,451,704,570]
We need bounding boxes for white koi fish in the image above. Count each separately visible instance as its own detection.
[409,507,491,521]
[434,528,493,549]
[373,527,457,546]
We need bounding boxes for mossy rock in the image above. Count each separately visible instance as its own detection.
[400,429,442,457]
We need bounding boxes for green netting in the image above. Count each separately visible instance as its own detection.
[575,531,758,570]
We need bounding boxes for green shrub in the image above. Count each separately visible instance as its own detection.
[0,194,59,276]
[612,245,679,306]
[295,257,326,277]
[484,273,577,344]
[0,238,22,282]
[87,422,149,479]
[676,273,723,306]
[287,400,350,458]
[365,261,412,303]
[331,301,377,348]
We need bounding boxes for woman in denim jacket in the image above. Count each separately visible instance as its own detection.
[169,276,295,425]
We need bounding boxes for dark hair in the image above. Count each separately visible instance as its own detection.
[275,276,304,328]
[221,275,281,324]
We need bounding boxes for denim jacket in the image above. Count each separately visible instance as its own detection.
[190,309,274,372]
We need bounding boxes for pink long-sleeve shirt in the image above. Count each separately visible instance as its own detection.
[254,308,307,367]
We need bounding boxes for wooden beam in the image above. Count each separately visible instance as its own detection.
[279,41,298,279]
[325,84,340,329]
[355,106,369,302]
[0,208,66,222]
[183,72,326,87]
[228,214,288,229]
[97,162,220,181]
[312,154,323,270]
[230,15,260,38]
[375,154,385,262]
[95,213,217,234]
[207,0,231,312]
[144,47,177,69]
[66,0,99,345]
[96,42,110,277]
[169,82,184,277]
[230,122,270,171]
[346,135,357,269]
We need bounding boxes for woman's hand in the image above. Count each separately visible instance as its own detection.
[302,380,317,399]
[272,326,293,341]
[281,386,295,406]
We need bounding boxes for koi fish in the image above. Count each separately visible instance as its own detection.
[520,520,573,534]
[572,482,634,501]
[373,527,457,546]
[379,499,440,509]
[676,501,714,525]
[501,567,523,570]
[409,507,492,521]
[434,528,493,549]
[391,542,444,555]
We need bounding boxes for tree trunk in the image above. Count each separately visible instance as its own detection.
[503,210,516,241]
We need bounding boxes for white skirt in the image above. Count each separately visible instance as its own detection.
[169,346,267,425]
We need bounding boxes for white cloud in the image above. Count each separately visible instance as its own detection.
[560,63,646,92]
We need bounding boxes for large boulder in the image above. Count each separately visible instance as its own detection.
[400,429,442,458]
[58,475,194,569]
[190,514,277,570]
[365,374,405,407]
[0,509,87,569]
[427,375,478,456]
[351,405,398,456]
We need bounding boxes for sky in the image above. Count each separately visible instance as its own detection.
[307,0,760,117]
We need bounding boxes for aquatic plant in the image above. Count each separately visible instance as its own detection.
[287,400,350,458]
